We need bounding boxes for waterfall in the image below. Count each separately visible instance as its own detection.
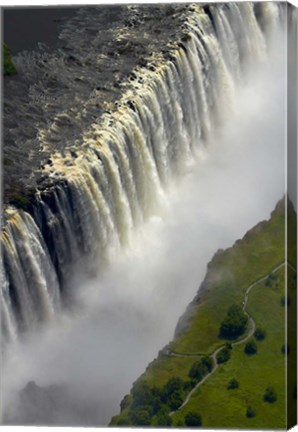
[1,3,282,344]
[1,212,60,340]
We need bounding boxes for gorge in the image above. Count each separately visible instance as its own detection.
[1,2,289,426]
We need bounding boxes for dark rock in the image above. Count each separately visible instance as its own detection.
[3,3,189,207]
[127,100,136,112]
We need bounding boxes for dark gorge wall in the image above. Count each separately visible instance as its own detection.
[1,3,282,343]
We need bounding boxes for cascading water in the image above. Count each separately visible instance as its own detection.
[1,3,280,342]
[1,2,287,426]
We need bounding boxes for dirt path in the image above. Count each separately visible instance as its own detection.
[169,262,286,415]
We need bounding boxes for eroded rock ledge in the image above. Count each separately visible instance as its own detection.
[3,4,198,210]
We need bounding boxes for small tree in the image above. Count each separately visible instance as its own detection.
[265,273,278,287]
[188,360,206,381]
[116,416,131,426]
[263,387,277,403]
[163,377,184,399]
[227,378,239,390]
[161,377,185,409]
[185,411,202,426]
[155,412,172,426]
[244,340,257,355]
[130,408,152,426]
[188,356,213,381]
[201,356,214,373]
[216,347,231,364]
[254,328,266,341]
[246,406,256,418]
[183,380,195,392]
[281,344,290,355]
[151,395,162,415]
[131,381,152,408]
[3,43,17,76]
[168,389,184,410]
[219,305,248,340]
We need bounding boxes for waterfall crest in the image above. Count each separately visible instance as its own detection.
[1,3,282,342]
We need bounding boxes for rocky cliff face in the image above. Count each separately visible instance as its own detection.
[2,2,281,342]
[3,4,191,207]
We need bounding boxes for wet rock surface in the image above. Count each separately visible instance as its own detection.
[3,4,191,206]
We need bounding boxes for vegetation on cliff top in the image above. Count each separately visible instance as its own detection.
[3,43,17,76]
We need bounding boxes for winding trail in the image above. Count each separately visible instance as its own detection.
[169,262,287,415]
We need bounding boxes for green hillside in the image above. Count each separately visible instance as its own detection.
[110,198,296,429]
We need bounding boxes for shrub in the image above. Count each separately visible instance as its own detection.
[219,304,248,339]
[189,361,206,381]
[244,340,257,355]
[188,356,213,382]
[130,408,152,426]
[281,344,290,355]
[246,406,256,418]
[183,380,195,392]
[158,377,186,411]
[131,382,162,415]
[116,416,131,426]
[150,395,162,415]
[185,411,202,426]
[3,43,17,75]
[163,377,184,399]
[254,328,266,341]
[155,412,172,426]
[227,378,239,390]
[265,273,278,287]
[169,390,184,410]
[216,347,231,364]
[263,387,277,403]
[131,381,153,408]
[120,394,132,411]
[201,356,214,373]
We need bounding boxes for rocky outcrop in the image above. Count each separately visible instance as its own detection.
[2,4,192,206]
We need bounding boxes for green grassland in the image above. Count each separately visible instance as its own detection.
[171,266,286,428]
[288,199,297,269]
[170,201,285,356]
[110,198,296,428]
[287,198,297,428]
[140,356,196,387]
[287,264,297,427]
